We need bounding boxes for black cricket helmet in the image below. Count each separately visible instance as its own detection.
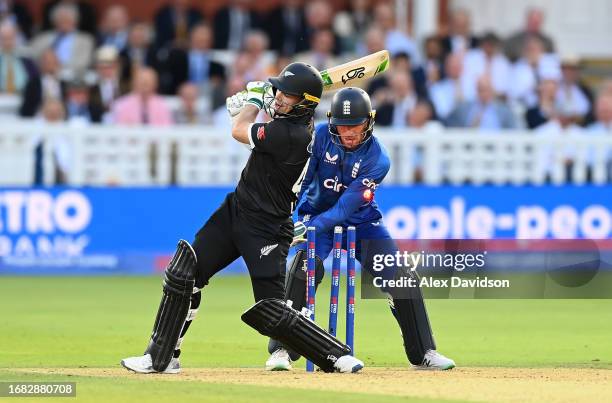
[327,87,376,149]
[265,62,323,119]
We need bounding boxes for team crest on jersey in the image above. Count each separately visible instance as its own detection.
[260,244,278,258]
[351,159,362,178]
[257,126,265,140]
[324,151,339,165]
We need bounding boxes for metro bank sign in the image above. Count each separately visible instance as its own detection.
[0,190,92,258]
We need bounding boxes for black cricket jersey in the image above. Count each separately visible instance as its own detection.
[234,118,312,219]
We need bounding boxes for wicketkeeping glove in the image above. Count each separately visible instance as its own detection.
[290,221,307,247]
[226,90,247,117]
[246,81,270,109]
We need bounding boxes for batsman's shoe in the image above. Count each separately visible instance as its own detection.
[121,353,181,374]
[414,350,455,371]
[334,355,364,373]
[265,348,292,371]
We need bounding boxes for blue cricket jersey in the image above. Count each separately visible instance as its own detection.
[297,123,391,232]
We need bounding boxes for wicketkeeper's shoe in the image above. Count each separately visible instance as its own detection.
[265,348,292,371]
[121,353,181,374]
[413,350,455,371]
[334,355,364,373]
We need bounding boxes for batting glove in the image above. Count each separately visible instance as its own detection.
[290,221,307,247]
[246,81,269,109]
[262,84,275,117]
[226,90,247,117]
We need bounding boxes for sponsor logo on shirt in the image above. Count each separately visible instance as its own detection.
[362,178,378,190]
[260,243,278,258]
[257,126,266,140]
[324,176,346,192]
[324,151,339,165]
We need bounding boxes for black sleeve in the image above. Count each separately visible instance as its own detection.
[248,120,291,159]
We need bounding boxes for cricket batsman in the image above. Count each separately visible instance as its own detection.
[121,63,364,374]
[265,87,456,371]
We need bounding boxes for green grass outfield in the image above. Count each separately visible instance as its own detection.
[0,276,611,402]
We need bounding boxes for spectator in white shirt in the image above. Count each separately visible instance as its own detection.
[508,36,560,107]
[462,32,511,100]
[429,53,465,121]
[556,56,592,126]
[38,98,70,184]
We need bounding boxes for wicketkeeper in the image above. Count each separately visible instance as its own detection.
[265,87,456,371]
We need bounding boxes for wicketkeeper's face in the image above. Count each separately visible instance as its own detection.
[337,122,368,149]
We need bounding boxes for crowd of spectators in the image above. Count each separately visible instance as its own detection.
[0,0,611,135]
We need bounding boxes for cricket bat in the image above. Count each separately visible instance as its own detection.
[319,50,390,92]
